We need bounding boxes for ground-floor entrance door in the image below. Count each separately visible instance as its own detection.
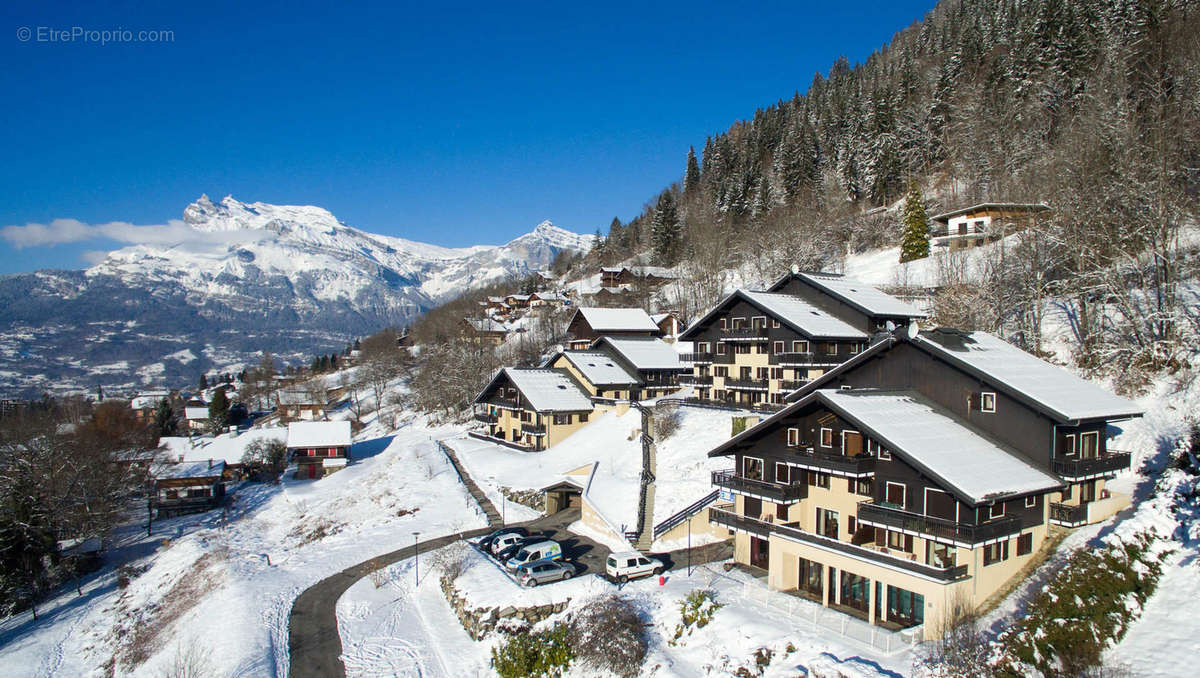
[749,536,770,569]
[307,464,318,479]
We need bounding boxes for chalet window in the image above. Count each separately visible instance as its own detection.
[792,340,809,353]
[775,462,790,484]
[732,317,745,329]
[579,412,589,423]
[697,342,709,353]
[786,428,800,447]
[734,343,751,355]
[1025,495,1037,509]
[520,411,531,422]
[877,448,892,461]
[716,343,727,355]
[816,507,839,538]
[807,471,830,489]
[308,448,317,457]
[1060,485,1073,502]
[773,341,784,354]
[849,343,861,354]
[770,368,783,379]
[980,392,996,413]
[1081,432,1098,459]
[1017,533,1033,556]
[1063,434,1077,456]
[823,342,837,355]
[756,367,769,380]
[927,542,955,568]
[775,501,788,521]
[887,530,913,553]
[772,319,780,328]
[740,367,753,379]
[742,456,764,481]
[854,478,873,496]
[848,516,856,535]
[752,316,767,329]
[983,540,1010,566]
[885,482,906,508]
[720,318,727,331]
[819,428,833,447]
[714,390,726,400]
[988,503,1005,519]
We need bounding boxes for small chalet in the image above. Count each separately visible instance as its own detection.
[679,290,869,410]
[584,287,634,306]
[928,203,1050,251]
[184,400,209,432]
[599,266,677,289]
[651,312,682,338]
[152,460,226,518]
[287,420,352,479]
[590,336,688,399]
[130,390,170,423]
[543,349,641,401]
[504,294,532,310]
[465,318,509,345]
[529,291,569,308]
[278,389,327,421]
[767,271,927,335]
[472,368,594,451]
[787,327,1141,528]
[600,267,634,288]
[565,307,663,350]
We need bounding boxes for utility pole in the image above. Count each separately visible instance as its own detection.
[412,531,420,587]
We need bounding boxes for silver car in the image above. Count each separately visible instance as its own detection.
[516,560,574,587]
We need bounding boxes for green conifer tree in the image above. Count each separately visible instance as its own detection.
[899,181,931,263]
[683,146,701,195]
[208,388,231,430]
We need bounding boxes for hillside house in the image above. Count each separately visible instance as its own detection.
[152,460,226,518]
[130,390,170,423]
[465,318,510,345]
[529,291,569,309]
[767,271,927,335]
[583,286,634,306]
[184,400,209,432]
[277,389,327,421]
[600,266,677,289]
[679,290,869,411]
[651,312,682,339]
[471,368,594,451]
[706,386,1066,640]
[504,293,532,310]
[565,307,663,350]
[543,349,641,401]
[590,336,688,399]
[287,420,352,479]
[787,328,1140,528]
[928,203,1050,251]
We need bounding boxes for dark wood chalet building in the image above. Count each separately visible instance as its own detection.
[565,307,663,350]
[766,271,928,335]
[152,460,226,518]
[703,327,1140,638]
[287,421,352,479]
[589,336,688,399]
[678,290,870,411]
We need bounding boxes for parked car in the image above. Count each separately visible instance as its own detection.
[495,536,543,562]
[504,540,563,571]
[516,560,574,587]
[479,527,526,553]
[606,551,663,582]
[490,531,536,556]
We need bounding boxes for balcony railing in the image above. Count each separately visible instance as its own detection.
[721,327,770,340]
[856,502,1022,546]
[751,402,786,413]
[725,378,769,391]
[679,374,714,386]
[772,352,815,365]
[521,423,546,435]
[780,380,811,391]
[789,449,877,476]
[489,396,520,409]
[1049,502,1088,526]
[1051,450,1131,479]
[681,352,713,363]
[713,469,807,503]
[709,507,969,582]
[473,411,498,423]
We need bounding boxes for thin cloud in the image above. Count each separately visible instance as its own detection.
[0,218,200,248]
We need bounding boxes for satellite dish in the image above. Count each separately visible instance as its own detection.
[885,320,896,332]
[906,322,920,339]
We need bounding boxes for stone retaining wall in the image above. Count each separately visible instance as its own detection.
[499,486,545,512]
[440,575,567,640]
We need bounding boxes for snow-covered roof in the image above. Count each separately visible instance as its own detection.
[792,272,927,318]
[130,391,170,409]
[650,312,676,323]
[184,406,209,420]
[287,421,352,448]
[558,351,640,386]
[467,318,508,333]
[499,369,594,412]
[506,294,531,301]
[818,389,1061,503]
[685,290,867,340]
[594,336,685,371]
[161,428,288,464]
[916,330,1142,422]
[572,307,660,333]
[930,202,1050,223]
[154,459,225,481]
[631,266,676,278]
[278,389,323,405]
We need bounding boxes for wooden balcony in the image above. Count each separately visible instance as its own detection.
[721,327,769,340]
[1051,450,1131,480]
[725,378,769,391]
[1049,502,1088,527]
[772,351,815,365]
[856,502,1022,547]
[789,449,876,476]
[709,508,970,582]
[712,469,807,503]
[520,423,546,435]
[473,411,498,423]
[679,374,714,386]
[780,380,811,391]
[681,352,713,364]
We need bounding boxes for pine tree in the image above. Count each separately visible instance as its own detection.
[208,388,230,430]
[899,181,931,263]
[650,192,681,265]
[683,146,701,195]
[199,373,209,390]
[154,398,176,438]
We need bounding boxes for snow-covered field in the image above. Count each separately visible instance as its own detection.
[0,418,487,678]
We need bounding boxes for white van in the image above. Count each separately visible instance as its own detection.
[490,532,528,556]
[504,540,563,571]
[605,551,663,582]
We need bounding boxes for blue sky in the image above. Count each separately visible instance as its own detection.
[0,1,936,274]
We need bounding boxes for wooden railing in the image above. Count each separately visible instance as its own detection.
[856,502,1022,545]
[789,449,877,475]
[772,352,815,365]
[712,469,807,502]
[1049,502,1088,526]
[681,352,713,363]
[1051,450,1131,479]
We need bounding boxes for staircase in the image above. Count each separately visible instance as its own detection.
[628,402,658,551]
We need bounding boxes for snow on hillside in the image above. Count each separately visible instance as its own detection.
[160,428,288,465]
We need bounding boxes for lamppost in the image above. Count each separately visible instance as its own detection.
[412,531,420,587]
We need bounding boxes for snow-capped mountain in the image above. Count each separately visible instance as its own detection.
[0,196,593,397]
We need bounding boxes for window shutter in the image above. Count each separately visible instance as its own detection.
[875,527,886,545]
[904,534,914,553]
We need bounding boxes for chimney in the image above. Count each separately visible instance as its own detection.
[208,458,214,469]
